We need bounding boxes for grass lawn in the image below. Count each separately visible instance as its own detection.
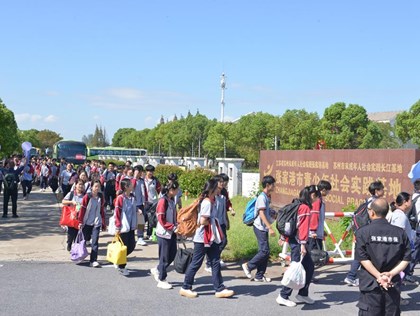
[183,196,355,262]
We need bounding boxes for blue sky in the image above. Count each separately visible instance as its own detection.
[1,1,420,142]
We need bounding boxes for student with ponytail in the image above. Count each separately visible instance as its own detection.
[150,180,180,289]
[179,179,234,299]
[277,185,317,307]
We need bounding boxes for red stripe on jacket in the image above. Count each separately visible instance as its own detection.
[309,198,321,232]
[297,204,311,244]
[78,193,106,229]
[157,197,175,231]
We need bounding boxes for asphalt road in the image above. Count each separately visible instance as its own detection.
[0,189,419,315]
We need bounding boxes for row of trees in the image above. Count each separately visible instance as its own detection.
[112,101,418,167]
[2,97,420,166]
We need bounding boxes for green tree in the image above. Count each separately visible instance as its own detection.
[112,128,136,147]
[203,122,236,158]
[91,125,109,147]
[37,129,63,151]
[230,112,276,167]
[277,109,320,149]
[0,99,20,156]
[19,129,42,148]
[395,100,420,146]
[320,102,381,149]
[376,122,401,148]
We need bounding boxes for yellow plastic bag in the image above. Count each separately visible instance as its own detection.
[106,235,127,265]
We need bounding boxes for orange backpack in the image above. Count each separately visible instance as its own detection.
[176,199,201,237]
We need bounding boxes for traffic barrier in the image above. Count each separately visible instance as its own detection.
[279,211,355,266]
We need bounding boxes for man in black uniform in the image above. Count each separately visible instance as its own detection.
[356,198,411,316]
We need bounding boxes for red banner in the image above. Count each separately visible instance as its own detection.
[260,149,420,211]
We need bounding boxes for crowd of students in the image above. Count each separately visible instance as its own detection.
[1,155,419,311]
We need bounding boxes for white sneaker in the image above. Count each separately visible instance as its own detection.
[137,238,147,246]
[204,266,212,273]
[150,267,159,282]
[90,261,101,268]
[179,288,198,298]
[220,260,227,268]
[23,196,27,200]
[157,280,173,290]
[242,263,252,279]
[118,268,130,276]
[276,295,297,307]
[253,276,272,283]
[295,295,315,305]
[215,289,235,298]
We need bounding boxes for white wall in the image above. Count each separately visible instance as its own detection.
[242,173,260,197]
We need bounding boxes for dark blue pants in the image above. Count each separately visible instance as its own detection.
[280,238,314,299]
[409,233,420,275]
[247,226,270,279]
[82,225,100,263]
[183,242,225,292]
[206,224,227,268]
[118,230,136,268]
[21,180,32,197]
[157,233,177,281]
[40,176,48,190]
[347,259,360,280]
[3,188,18,216]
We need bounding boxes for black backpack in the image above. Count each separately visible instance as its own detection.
[3,172,18,191]
[352,200,370,232]
[407,195,420,230]
[276,199,301,237]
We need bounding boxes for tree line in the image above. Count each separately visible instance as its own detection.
[1,98,420,166]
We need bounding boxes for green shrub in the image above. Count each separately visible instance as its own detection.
[178,168,215,197]
[154,165,184,185]
[104,159,125,166]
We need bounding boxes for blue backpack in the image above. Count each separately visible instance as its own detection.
[243,197,258,226]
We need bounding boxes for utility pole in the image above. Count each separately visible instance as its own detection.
[220,73,226,123]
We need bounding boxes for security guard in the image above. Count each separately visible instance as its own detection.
[355,198,411,316]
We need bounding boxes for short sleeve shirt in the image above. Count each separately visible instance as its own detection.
[253,193,271,232]
[193,199,214,243]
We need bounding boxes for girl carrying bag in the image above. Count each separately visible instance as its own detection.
[106,235,127,265]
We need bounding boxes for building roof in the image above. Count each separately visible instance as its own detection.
[367,111,402,123]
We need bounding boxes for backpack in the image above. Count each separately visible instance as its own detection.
[145,199,162,230]
[351,200,370,232]
[276,199,301,237]
[177,199,200,237]
[3,172,18,191]
[408,195,420,230]
[242,196,258,226]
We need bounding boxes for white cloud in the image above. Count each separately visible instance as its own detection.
[44,115,58,123]
[15,113,58,124]
[144,116,153,123]
[93,115,100,120]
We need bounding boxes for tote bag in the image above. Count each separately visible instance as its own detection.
[106,235,127,265]
[70,230,89,263]
[59,205,79,229]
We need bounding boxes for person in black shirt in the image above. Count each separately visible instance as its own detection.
[356,198,411,316]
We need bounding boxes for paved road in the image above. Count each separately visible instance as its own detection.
[1,190,419,315]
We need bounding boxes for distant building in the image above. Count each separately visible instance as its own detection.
[367,111,402,126]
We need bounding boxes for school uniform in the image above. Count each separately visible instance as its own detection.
[182,198,226,293]
[156,196,178,281]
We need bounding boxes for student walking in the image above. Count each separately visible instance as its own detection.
[78,181,106,267]
[242,175,276,282]
[277,185,317,307]
[114,178,138,276]
[179,179,234,299]
[150,180,180,289]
